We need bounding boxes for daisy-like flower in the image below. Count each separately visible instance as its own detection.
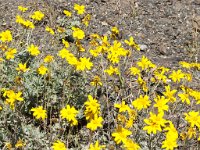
[16,63,30,73]
[75,57,93,71]
[44,55,54,63]
[143,112,166,134]
[84,95,100,116]
[132,95,151,111]
[104,66,119,76]
[60,105,79,126]
[18,6,28,12]
[52,140,67,150]
[45,26,54,35]
[90,76,102,86]
[30,11,44,21]
[27,44,40,56]
[87,114,103,131]
[63,10,72,17]
[5,48,17,60]
[15,139,25,148]
[72,27,85,40]
[74,4,85,15]
[89,141,105,150]
[114,101,130,112]
[0,30,12,42]
[169,70,185,82]
[184,111,200,127]
[37,65,48,75]
[31,106,47,120]
[112,125,132,144]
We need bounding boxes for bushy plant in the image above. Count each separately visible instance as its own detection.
[0,1,200,150]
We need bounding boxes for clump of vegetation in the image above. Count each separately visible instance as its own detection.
[0,1,200,150]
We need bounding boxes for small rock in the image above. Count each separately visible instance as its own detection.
[158,43,171,55]
[139,44,148,51]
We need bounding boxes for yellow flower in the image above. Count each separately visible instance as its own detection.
[52,140,67,150]
[31,106,47,120]
[23,20,35,29]
[58,48,70,59]
[124,36,140,51]
[164,122,178,142]
[74,4,85,15]
[5,142,12,150]
[16,63,30,73]
[0,30,12,42]
[57,26,65,33]
[137,56,155,70]
[169,70,185,82]
[5,48,17,60]
[112,125,132,144]
[154,95,169,112]
[66,54,78,65]
[30,11,44,21]
[0,44,8,51]
[186,127,196,139]
[37,65,48,75]
[111,26,119,35]
[72,27,85,40]
[143,112,166,134]
[188,89,200,104]
[117,114,126,124]
[62,39,70,48]
[27,44,40,56]
[162,139,178,150]
[16,15,24,24]
[76,41,85,52]
[4,90,24,109]
[179,61,191,69]
[0,105,2,111]
[123,139,140,150]
[178,92,190,105]
[44,55,54,63]
[125,118,134,129]
[184,111,200,127]
[180,132,187,141]
[18,6,28,12]
[63,10,72,17]
[45,26,54,35]
[132,95,151,111]
[87,114,103,131]
[15,139,25,148]
[107,41,129,64]
[60,105,79,126]
[75,57,93,71]
[137,75,148,92]
[163,85,177,103]
[104,66,119,76]
[0,58,4,62]
[129,67,141,76]
[89,141,105,150]
[82,14,91,26]
[114,101,130,112]
[84,95,100,118]
[90,76,102,86]
[184,73,192,81]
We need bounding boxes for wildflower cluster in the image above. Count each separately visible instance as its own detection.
[0,1,200,150]
[84,95,103,131]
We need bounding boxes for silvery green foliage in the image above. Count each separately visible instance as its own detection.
[22,124,49,149]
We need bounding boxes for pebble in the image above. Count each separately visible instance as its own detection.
[139,44,148,51]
